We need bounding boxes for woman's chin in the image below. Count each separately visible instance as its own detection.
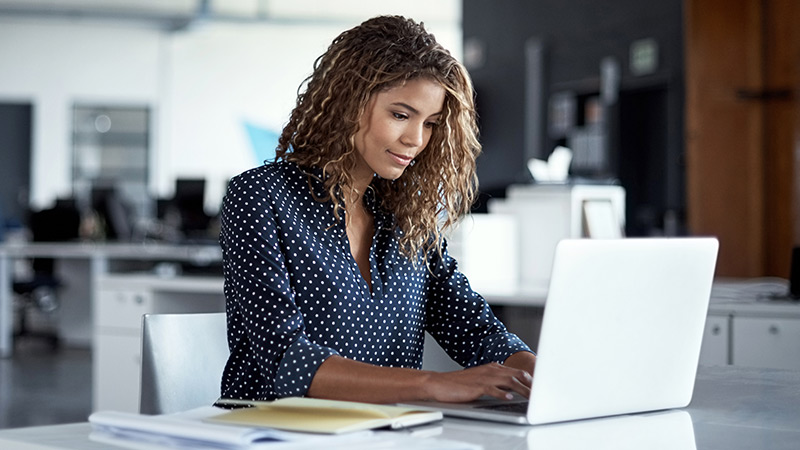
[375,167,408,181]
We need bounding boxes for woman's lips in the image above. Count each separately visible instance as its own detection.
[387,151,414,166]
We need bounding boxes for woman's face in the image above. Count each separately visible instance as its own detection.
[352,78,445,187]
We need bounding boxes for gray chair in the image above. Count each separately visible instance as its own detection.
[139,312,229,414]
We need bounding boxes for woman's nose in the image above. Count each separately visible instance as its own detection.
[401,123,425,147]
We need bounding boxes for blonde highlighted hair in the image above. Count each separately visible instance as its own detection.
[277,15,481,261]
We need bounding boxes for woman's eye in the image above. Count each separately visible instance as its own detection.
[425,121,439,129]
[392,112,408,120]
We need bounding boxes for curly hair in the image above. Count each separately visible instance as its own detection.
[277,15,481,262]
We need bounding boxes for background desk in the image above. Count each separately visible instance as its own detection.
[702,279,800,370]
[0,243,221,357]
[487,279,800,371]
[94,274,224,411]
[0,366,797,449]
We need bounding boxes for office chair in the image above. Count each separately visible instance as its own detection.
[12,201,80,348]
[139,312,229,415]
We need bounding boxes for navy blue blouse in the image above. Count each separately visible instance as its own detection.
[219,160,531,400]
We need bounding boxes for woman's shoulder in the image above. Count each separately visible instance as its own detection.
[229,160,307,193]
[234,160,301,182]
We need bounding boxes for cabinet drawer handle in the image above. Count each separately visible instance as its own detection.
[134,295,144,304]
[711,325,721,335]
[768,325,780,335]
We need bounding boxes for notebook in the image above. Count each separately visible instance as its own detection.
[403,237,719,425]
[208,397,442,434]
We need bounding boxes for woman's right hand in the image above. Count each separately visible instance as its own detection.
[421,362,533,403]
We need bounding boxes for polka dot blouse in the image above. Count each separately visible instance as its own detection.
[219,160,531,401]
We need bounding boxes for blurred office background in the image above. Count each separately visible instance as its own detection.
[0,0,462,247]
[0,0,798,429]
[1,0,798,277]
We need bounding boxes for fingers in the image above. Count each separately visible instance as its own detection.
[485,364,532,400]
[467,363,532,401]
[514,367,534,389]
[426,362,533,403]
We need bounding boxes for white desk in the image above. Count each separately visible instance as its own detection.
[0,243,221,357]
[0,366,797,449]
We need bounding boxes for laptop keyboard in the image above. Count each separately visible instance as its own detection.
[475,401,528,414]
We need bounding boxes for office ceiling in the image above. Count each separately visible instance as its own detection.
[0,1,193,22]
[0,0,459,30]
[0,1,301,30]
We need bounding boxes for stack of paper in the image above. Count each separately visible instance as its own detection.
[89,399,476,450]
[90,407,345,449]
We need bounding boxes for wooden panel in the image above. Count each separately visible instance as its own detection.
[685,0,765,276]
[763,0,800,276]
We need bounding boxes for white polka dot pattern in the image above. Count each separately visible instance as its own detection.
[219,161,531,401]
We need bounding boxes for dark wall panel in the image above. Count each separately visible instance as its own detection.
[0,103,32,231]
[464,0,685,235]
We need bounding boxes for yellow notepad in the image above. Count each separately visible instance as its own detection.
[208,397,443,434]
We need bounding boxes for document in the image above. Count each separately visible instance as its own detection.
[209,397,443,434]
[90,407,349,449]
[89,405,469,450]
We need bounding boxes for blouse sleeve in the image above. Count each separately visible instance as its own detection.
[424,239,532,368]
[219,174,338,399]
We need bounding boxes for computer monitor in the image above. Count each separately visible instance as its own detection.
[173,178,211,238]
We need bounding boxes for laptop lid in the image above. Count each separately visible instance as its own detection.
[402,237,718,425]
[527,237,719,424]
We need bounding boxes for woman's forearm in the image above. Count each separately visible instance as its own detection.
[307,355,433,403]
[307,354,535,404]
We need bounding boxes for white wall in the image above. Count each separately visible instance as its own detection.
[159,22,343,211]
[0,1,461,215]
[0,18,163,209]
[161,19,462,212]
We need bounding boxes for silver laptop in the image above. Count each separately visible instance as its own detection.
[405,237,719,425]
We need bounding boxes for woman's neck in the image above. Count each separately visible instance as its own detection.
[351,173,372,200]
[344,181,375,293]
[346,172,373,210]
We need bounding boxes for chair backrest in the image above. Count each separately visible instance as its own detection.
[140,312,229,414]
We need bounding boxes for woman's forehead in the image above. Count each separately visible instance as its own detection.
[372,79,445,112]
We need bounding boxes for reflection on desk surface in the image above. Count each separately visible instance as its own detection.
[441,410,695,450]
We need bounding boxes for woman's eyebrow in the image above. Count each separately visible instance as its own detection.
[390,102,443,117]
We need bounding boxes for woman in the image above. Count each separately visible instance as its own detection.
[219,15,536,404]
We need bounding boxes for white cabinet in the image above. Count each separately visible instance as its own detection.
[93,275,224,413]
[732,317,800,370]
[94,333,143,412]
[699,315,730,366]
[96,290,155,330]
[702,280,800,369]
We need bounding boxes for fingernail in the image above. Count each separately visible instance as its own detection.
[506,393,513,400]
